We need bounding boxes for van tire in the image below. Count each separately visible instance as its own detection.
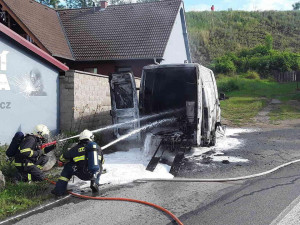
[209,130,216,146]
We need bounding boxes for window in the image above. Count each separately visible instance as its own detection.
[84,68,98,74]
[114,82,134,109]
[116,67,132,73]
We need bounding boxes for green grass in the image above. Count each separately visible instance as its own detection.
[269,104,300,121]
[218,77,299,98]
[186,11,300,66]
[217,77,300,125]
[220,97,267,125]
[0,145,52,219]
[0,181,50,219]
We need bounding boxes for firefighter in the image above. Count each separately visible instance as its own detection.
[51,130,104,196]
[14,124,56,182]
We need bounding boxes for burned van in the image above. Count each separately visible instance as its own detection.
[140,63,221,146]
[109,63,221,147]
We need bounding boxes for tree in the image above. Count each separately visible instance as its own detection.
[264,34,273,51]
[37,0,135,9]
[65,0,95,8]
[108,0,132,5]
[35,0,63,8]
[136,0,159,2]
[293,2,300,10]
[65,0,133,7]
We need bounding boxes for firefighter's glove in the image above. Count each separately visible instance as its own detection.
[44,144,56,154]
[57,161,64,167]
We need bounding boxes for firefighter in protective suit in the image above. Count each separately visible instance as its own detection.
[15,124,56,182]
[51,130,104,196]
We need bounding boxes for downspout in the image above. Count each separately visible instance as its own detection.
[180,6,192,63]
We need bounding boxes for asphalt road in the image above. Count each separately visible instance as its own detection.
[179,162,300,225]
[3,125,300,225]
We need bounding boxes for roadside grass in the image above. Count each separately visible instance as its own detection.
[217,77,300,125]
[220,97,267,125]
[269,104,300,122]
[0,181,50,220]
[0,145,52,220]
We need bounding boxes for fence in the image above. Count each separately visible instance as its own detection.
[273,71,300,83]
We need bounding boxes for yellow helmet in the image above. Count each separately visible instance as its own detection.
[79,129,94,141]
[33,124,50,138]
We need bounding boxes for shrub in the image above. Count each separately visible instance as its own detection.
[213,56,236,74]
[218,78,240,93]
[245,71,260,79]
[0,145,17,181]
[211,34,300,77]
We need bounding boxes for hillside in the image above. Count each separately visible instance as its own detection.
[186,11,300,66]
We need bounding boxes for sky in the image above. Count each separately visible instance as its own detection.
[184,0,297,11]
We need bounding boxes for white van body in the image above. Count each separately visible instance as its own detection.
[109,63,221,146]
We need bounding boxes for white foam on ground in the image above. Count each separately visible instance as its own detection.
[187,128,256,164]
[211,156,249,163]
[100,148,173,185]
[223,128,255,137]
[68,148,173,190]
[68,128,255,190]
[215,127,256,151]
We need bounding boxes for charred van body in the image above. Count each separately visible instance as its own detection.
[109,63,221,147]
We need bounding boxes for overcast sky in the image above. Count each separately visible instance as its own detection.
[184,0,297,11]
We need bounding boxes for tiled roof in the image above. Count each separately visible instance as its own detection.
[58,0,182,61]
[1,0,74,60]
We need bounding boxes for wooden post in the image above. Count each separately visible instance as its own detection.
[7,13,11,28]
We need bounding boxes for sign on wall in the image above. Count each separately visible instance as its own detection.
[0,50,10,90]
[0,50,47,96]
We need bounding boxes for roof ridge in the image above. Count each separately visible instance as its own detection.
[105,0,182,7]
[56,11,75,60]
[56,0,182,12]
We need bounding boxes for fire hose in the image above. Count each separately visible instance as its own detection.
[45,179,184,225]
[135,158,300,183]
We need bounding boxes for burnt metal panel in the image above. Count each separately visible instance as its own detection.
[109,72,140,139]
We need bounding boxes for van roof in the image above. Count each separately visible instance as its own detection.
[143,63,200,70]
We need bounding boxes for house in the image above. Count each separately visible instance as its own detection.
[0,22,68,144]
[0,0,191,77]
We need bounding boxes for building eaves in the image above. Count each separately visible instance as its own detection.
[0,0,74,60]
[0,23,69,71]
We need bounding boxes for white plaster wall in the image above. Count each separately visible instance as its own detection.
[0,35,59,144]
[161,5,188,64]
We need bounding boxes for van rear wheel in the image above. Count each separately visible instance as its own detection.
[209,130,216,146]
